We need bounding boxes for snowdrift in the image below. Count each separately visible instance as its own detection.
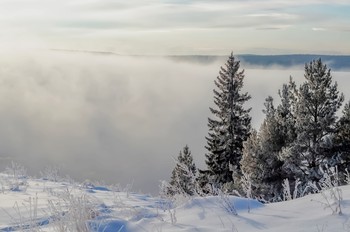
[0,173,350,231]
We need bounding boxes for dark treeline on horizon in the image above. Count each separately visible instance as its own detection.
[50,49,350,70]
[168,54,350,70]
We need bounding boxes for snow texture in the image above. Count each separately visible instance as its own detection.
[1,173,350,231]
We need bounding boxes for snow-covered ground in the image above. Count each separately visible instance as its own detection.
[0,172,349,232]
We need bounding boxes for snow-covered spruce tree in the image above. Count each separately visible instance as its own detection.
[334,101,350,183]
[203,53,251,192]
[281,59,344,183]
[167,145,197,196]
[275,78,298,147]
[241,97,287,201]
[240,130,263,198]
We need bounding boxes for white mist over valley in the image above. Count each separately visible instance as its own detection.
[0,50,349,194]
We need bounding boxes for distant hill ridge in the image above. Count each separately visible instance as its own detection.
[168,54,350,70]
[50,49,350,70]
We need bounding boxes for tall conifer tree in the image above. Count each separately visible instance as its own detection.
[204,53,251,189]
[282,59,344,182]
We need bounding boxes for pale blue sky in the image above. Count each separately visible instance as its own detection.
[0,0,349,55]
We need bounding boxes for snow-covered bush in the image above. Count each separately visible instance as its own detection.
[47,188,99,231]
[282,178,301,201]
[311,166,343,215]
[40,166,62,182]
[241,171,252,212]
[3,162,28,192]
[211,186,238,215]
[2,195,40,231]
[158,180,178,224]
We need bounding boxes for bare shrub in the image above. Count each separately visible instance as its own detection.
[311,166,343,215]
[2,194,41,231]
[282,178,301,201]
[241,171,252,212]
[47,188,99,231]
[3,162,28,192]
[40,166,62,182]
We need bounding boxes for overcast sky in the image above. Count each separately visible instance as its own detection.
[0,0,349,55]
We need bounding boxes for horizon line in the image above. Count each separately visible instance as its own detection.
[49,49,350,57]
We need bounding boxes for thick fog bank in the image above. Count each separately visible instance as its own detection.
[0,51,348,194]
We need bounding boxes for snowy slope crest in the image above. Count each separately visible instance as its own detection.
[1,173,350,231]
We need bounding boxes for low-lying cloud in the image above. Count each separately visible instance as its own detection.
[0,51,348,194]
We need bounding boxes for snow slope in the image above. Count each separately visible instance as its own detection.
[0,173,349,231]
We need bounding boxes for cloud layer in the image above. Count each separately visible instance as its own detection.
[0,0,349,54]
[0,51,349,194]
[0,51,218,193]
